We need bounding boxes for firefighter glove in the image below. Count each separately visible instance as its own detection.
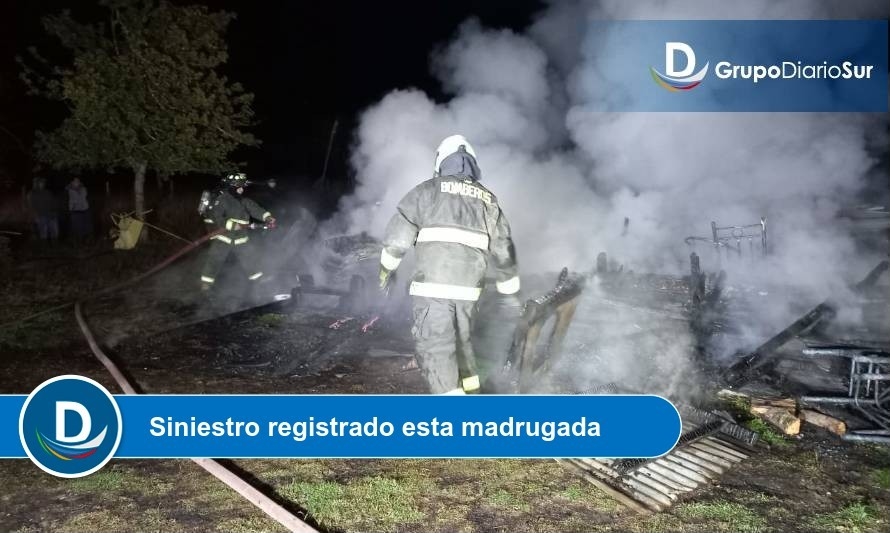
[378,266,394,295]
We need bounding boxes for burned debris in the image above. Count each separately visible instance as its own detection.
[285,233,382,313]
[722,261,888,387]
[505,267,585,393]
[799,344,890,444]
[685,218,768,264]
[489,211,889,512]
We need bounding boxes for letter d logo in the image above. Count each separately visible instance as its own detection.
[56,401,92,443]
[650,42,709,92]
[19,375,122,478]
[665,42,696,77]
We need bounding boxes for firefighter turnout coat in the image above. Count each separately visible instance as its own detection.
[381,158,520,301]
[200,190,272,285]
[204,190,272,245]
[380,150,519,394]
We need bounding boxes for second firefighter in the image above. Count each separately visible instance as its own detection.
[201,172,276,290]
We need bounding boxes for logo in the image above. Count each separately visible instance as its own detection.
[650,42,709,91]
[19,375,122,478]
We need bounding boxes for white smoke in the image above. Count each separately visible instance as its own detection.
[341,1,886,278]
[328,0,888,393]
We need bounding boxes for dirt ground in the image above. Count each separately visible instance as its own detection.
[1,240,889,533]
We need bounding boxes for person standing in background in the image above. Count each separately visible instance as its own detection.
[66,177,92,243]
[27,176,60,243]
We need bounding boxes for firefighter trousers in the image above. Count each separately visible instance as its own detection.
[200,237,263,285]
[411,296,480,394]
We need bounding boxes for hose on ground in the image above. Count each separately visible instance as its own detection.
[70,228,319,532]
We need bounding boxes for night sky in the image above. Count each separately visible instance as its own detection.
[0,0,543,188]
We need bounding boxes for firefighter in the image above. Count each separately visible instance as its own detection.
[378,135,520,394]
[200,172,276,290]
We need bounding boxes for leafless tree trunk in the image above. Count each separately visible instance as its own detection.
[133,161,147,219]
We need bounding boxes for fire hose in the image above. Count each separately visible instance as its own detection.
[75,302,317,532]
[67,227,318,533]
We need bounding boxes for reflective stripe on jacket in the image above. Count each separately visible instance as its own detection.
[205,191,271,245]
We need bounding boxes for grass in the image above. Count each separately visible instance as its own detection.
[485,489,531,512]
[0,425,885,533]
[721,395,791,448]
[68,465,174,497]
[871,468,890,490]
[433,459,621,512]
[256,313,286,327]
[0,238,183,357]
[626,513,687,533]
[0,311,70,350]
[246,460,626,532]
[560,483,585,502]
[69,470,127,492]
[280,476,427,532]
[58,511,132,533]
[722,394,751,418]
[810,502,884,533]
[675,500,767,533]
[56,505,184,533]
[741,491,778,504]
[744,418,791,448]
[215,516,286,533]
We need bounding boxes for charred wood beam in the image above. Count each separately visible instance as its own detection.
[722,261,888,388]
[504,268,585,392]
[722,302,836,386]
[689,253,705,308]
[690,257,726,341]
[856,260,889,291]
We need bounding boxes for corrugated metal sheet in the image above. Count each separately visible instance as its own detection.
[558,408,758,513]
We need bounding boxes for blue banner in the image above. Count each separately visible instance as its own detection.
[1,394,681,459]
[582,20,888,111]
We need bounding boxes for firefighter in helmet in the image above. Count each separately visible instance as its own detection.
[200,172,276,290]
[378,135,520,394]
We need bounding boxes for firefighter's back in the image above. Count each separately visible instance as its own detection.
[409,175,501,299]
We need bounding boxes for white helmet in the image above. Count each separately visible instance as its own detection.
[434,134,477,174]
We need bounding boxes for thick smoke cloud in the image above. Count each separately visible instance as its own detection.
[330,0,888,393]
[341,1,886,280]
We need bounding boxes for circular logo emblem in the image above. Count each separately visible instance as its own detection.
[19,375,123,478]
